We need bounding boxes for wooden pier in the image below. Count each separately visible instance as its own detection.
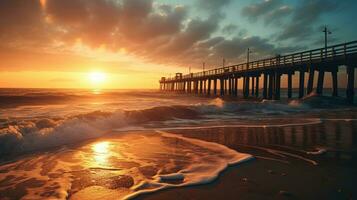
[159,41,357,103]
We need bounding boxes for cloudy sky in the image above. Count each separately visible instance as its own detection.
[0,0,356,88]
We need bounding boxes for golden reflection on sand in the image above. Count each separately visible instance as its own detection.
[92,141,111,166]
[93,141,110,154]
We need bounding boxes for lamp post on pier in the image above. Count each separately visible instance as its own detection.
[247,48,252,69]
[323,26,332,57]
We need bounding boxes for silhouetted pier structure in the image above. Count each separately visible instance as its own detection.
[159,41,357,103]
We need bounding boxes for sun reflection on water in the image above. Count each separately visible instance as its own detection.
[93,141,109,153]
[91,88,102,95]
[92,141,111,166]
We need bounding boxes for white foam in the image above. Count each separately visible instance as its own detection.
[240,144,318,166]
[306,148,327,155]
[0,111,128,157]
[123,131,253,199]
[0,131,253,200]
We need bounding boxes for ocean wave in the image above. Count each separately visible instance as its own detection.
[0,106,202,158]
[289,92,355,108]
[0,95,353,159]
[0,111,126,158]
[0,94,78,108]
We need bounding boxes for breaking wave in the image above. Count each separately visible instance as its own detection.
[0,94,353,160]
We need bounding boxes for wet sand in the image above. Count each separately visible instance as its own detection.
[137,150,356,200]
[0,116,356,200]
[137,119,357,200]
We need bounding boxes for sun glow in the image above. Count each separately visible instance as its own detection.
[88,72,107,86]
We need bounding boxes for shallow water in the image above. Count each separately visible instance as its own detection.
[0,131,251,199]
[0,89,356,199]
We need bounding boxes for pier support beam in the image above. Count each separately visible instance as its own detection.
[255,76,259,98]
[203,80,206,94]
[228,78,232,95]
[188,81,191,93]
[274,72,281,100]
[288,72,293,99]
[225,79,229,95]
[207,79,211,95]
[299,70,305,98]
[263,73,268,99]
[251,77,255,96]
[346,66,355,104]
[199,80,203,94]
[268,73,274,100]
[213,79,217,96]
[197,81,200,94]
[331,69,338,97]
[182,82,185,93]
[230,78,234,96]
[307,66,314,95]
[316,67,325,95]
[220,78,224,96]
[234,77,238,96]
[244,76,250,98]
[243,77,246,97]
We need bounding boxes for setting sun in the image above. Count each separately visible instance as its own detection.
[0,0,357,200]
[88,72,107,85]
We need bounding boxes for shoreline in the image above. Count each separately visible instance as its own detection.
[136,149,355,200]
[0,116,356,200]
[135,125,357,200]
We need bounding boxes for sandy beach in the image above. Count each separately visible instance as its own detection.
[137,133,357,200]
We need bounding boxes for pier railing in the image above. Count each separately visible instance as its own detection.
[163,41,357,82]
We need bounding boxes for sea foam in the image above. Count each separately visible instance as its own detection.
[0,131,252,200]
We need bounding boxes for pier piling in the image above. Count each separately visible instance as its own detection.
[288,72,293,99]
[299,70,305,98]
[263,73,268,99]
[347,66,355,103]
[307,66,314,95]
[331,69,338,97]
[316,67,325,95]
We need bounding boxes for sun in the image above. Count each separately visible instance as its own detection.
[88,72,107,85]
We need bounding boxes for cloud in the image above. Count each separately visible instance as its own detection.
[0,0,49,47]
[196,0,232,11]
[213,36,276,59]
[277,0,338,41]
[222,24,238,34]
[265,6,293,25]
[0,0,305,71]
[241,0,291,24]
[156,15,221,57]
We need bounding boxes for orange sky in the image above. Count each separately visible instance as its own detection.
[0,44,181,89]
[0,0,356,89]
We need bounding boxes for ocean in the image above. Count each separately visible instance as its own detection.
[0,88,356,199]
